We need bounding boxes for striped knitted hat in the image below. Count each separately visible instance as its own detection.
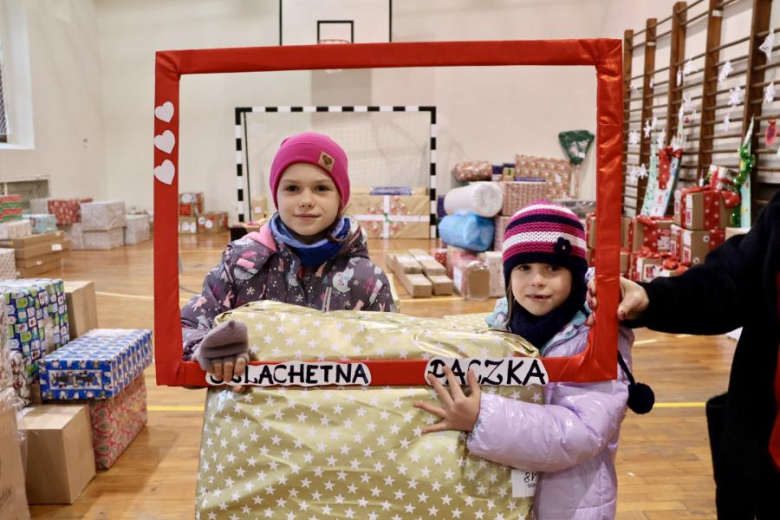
[502,202,588,287]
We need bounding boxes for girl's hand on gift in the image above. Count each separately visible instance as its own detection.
[414,367,481,434]
[210,357,248,393]
[586,276,650,327]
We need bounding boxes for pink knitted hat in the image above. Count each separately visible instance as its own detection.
[269,132,350,210]
[502,202,588,286]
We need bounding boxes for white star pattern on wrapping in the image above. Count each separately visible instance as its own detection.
[196,304,537,519]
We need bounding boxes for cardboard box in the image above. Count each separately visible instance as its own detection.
[386,253,422,275]
[629,217,673,253]
[124,214,151,245]
[0,220,32,240]
[407,249,446,277]
[21,404,96,504]
[683,190,730,230]
[197,212,228,234]
[680,228,726,266]
[0,389,30,520]
[0,247,16,279]
[515,154,572,200]
[399,273,432,298]
[81,201,127,232]
[26,214,57,235]
[385,273,400,308]
[621,216,632,249]
[64,281,98,340]
[427,274,454,296]
[178,216,198,235]
[635,256,664,282]
[62,224,84,251]
[620,249,630,275]
[586,213,596,249]
[251,196,268,222]
[493,215,512,251]
[477,251,503,298]
[39,329,153,400]
[499,180,548,216]
[82,228,124,251]
[451,252,490,300]
[30,198,93,226]
[178,192,204,216]
[349,193,429,239]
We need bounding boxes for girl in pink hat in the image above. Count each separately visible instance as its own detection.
[181,132,395,382]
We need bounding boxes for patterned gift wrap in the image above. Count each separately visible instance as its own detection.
[452,161,493,182]
[81,201,127,231]
[515,155,573,200]
[350,193,430,239]
[179,192,204,216]
[196,301,542,519]
[0,219,33,240]
[196,212,228,234]
[26,214,58,235]
[83,228,125,250]
[0,248,16,279]
[0,195,23,223]
[39,328,152,400]
[124,214,151,245]
[499,180,548,216]
[62,223,84,250]
[0,278,69,404]
[442,312,492,332]
[0,299,11,390]
[50,374,148,470]
[37,198,94,226]
[492,215,512,251]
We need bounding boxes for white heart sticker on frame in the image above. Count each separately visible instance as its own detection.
[154,160,175,185]
[154,130,176,154]
[154,101,174,123]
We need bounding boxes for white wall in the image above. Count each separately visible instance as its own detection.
[2,0,764,218]
[0,0,107,200]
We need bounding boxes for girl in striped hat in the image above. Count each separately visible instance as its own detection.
[416,202,635,519]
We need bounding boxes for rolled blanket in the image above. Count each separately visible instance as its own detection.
[444,182,503,218]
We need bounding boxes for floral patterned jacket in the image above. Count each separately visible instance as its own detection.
[181,218,396,359]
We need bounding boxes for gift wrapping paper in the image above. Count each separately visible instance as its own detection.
[83,228,124,250]
[196,212,228,234]
[81,201,127,231]
[34,198,94,226]
[39,328,152,400]
[452,161,493,182]
[26,214,58,235]
[515,155,573,200]
[492,215,512,251]
[628,216,673,253]
[0,299,11,390]
[179,192,204,216]
[0,248,16,279]
[196,301,541,519]
[478,251,504,298]
[0,219,33,240]
[63,223,85,250]
[50,374,148,470]
[0,195,23,223]
[350,193,430,239]
[0,278,69,405]
[678,188,730,230]
[124,214,151,245]
[499,180,548,216]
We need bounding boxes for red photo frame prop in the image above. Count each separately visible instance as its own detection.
[154,39,623,387]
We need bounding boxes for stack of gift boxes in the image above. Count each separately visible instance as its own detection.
[0,231,72,278]
[30,198,93,250]
[349,187,431,239]
[81,200,127,250]
[178,192,229,235]
[0,277,152,504]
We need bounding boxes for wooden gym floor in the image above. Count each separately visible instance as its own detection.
[27,233,734,519]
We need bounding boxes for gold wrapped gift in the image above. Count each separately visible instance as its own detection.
[196,302,542,519]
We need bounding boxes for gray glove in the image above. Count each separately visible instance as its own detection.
[193,320,249,372]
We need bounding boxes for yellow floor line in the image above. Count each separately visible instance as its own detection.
[96,291,153,300]
[149,402,705,412]
[634,339,658,346]
[675,334,692,338]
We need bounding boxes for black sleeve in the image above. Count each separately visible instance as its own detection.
[625,196,773,335]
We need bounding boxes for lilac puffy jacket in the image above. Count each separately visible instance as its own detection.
[469,302,634,519]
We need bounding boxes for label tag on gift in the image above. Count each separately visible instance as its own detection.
[511,469,539,498]
[425,357,548,386]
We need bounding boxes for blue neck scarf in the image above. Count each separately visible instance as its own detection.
[269,213,350,268]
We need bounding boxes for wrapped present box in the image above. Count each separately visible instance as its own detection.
[81,201,126,231]
[586,212,596,249]
[628,216,673,253]
[195,301,541,520]
[124,214,151,245]
[39,328,152,400]
[675,187,730,230]
[0,219,33,240]
[0,195,23,224]
[179,192,204,216]
[0,299,11,390]
[621,216,632,249]
[448,246,490,300]
[0,279,69,405]
[0,247,16,279]
[62,224,84,250]
[493,215,512,251]
[0,388,30,517]
[349,189,429,239]
[178,216,198,235]
[680,228,725,266]
[197,212,228,234]
[26,214,58,235]
[499,180,548,216]
[50,374,147,470]
[452,160,492,182]
[83,228,124,250]
[250,196,268,222]
[29,198,94,226]
[515,154,573,200]
[478,250,504,297]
